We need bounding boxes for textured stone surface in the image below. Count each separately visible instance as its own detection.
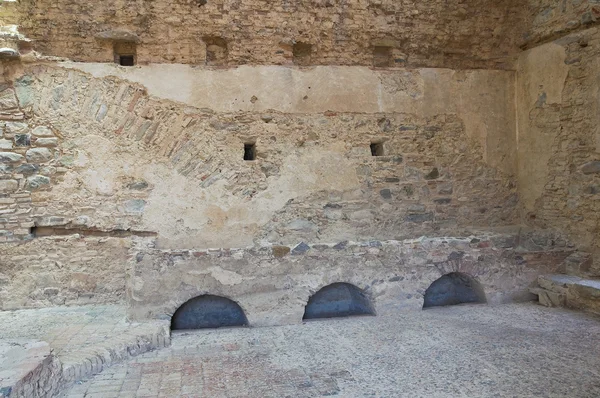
[127,235,570,326]
[0,151,22,162]
[0,304,170,391]
[0,237,132,309]
[0,63,525,255]
[532,274,600,314]
[525,0,600,48]
[0,339,61,398]
[13,0,526,69]
[25,147,53,163]
[60,303,600,398]
[516,26,600,276]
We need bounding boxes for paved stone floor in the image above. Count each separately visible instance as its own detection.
[59,303,600,398]
[0,305,168,381]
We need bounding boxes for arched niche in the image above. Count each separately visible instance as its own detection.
[303,282,375,320]
[171,294,248,330]
[423,272,487,309]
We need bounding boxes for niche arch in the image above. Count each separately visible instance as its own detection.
[423,272,487,309]
[170,294,248,330]
[303,282,375,320]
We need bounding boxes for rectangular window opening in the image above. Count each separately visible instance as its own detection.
[114,41,137,66]
[244,143,256,161]
[370,142,384,157]
[119,55,135,66]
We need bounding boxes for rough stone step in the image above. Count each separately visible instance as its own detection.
[0,340,60,398]
[60,322,170,384]
[531,274,600,314]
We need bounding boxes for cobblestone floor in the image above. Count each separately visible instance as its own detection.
[60,303,600,398]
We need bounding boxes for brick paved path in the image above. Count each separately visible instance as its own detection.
[61,303,600,398]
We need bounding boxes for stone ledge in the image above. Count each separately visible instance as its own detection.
[531,274,600,315]
[60,322,170,385]
[0,339,60,398]
[0,305,171,397]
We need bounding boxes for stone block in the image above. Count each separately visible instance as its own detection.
[26,175,50,190]
[31,126,54,137]
[26,148,53,163]
[531,288,566,307]
[582,161,600,174]
[537,274,581,293]
[0,179,18,192]
[14,134,30,147]
[0,139,12,150]
[15,164,38,176]
[34,138,58,147]
[4,122,28,135]
[0,152,23,163]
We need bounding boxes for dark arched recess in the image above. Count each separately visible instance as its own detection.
[423,272,487,309]
[303,282,375,320]
[171,295,248,330]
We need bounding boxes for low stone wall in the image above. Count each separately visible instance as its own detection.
[532,274,600,315]
[128,233,571,326]
[0,340,61,398]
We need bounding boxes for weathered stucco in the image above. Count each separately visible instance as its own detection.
[515,27,600,276]
[0,64,519,251]
[63,63,517,177]
[516,42,569,212]
[0,1,597,319]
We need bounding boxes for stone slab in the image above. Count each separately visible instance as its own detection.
[0,339,59,398]
[534,274,600,314]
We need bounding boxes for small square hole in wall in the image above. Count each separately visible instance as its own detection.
[370,142,384,156]
[114,41,136,66]
[203,36,228,66]
[373,46,392,67]
[244,143,256,161]
[293,42,312,66]
[119,55,134,66]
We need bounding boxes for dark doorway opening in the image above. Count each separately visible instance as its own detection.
[303,283,375,320]
[423,272,487,309]
[171,295,248,330]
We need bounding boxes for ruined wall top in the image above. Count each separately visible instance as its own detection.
[5,0,528,69]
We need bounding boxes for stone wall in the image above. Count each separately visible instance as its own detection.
[516,26,600,277]
[0,60,527,309]
[4,0,527,69]
[0,236,131,309]
[3,64,520,249]
[127,233,570,326]
[525,0,600,48]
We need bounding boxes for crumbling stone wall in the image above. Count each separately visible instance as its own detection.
[128,233,571,325]
[7,0,527,69]
[5,64,519,249]
[0,61,527,309]
[516,26,600,276]
[525,0,600,48]
[0,237,131,309]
